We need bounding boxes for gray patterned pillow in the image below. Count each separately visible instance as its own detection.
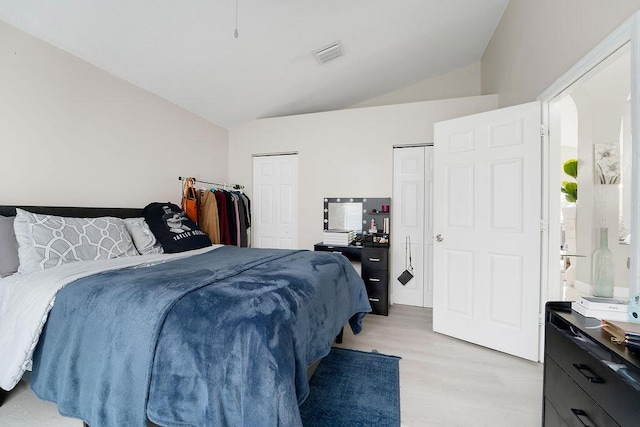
[15,209,139,272]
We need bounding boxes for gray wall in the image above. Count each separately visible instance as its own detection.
[0,21,228,208]
[228,96,498,250]
[482,0,640,105]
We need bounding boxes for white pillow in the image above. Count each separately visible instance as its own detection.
[14,209,139,272]
[124,218,164,255]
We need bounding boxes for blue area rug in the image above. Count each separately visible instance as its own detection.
[300,347,401,427]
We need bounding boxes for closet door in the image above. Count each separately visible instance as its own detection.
[252,154,298,249]
[392,147,430,307]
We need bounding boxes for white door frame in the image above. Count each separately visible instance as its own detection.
[538,12,640,358]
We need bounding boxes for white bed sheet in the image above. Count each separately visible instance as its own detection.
[0,245,221,391]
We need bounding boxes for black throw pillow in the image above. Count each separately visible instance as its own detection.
[143,202,212,253]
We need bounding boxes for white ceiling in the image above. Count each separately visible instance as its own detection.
[0,0,509,128]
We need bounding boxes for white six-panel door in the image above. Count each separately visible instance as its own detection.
[252,154,298,249]
[433,102,541,361]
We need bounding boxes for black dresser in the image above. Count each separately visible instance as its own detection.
[544,302,640,426]
[313,243,389,315]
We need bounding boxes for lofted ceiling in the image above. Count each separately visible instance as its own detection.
[0,0,509,128]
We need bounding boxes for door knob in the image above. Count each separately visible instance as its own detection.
[436,234,443,242]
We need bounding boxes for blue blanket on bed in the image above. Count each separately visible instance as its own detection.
[30,246,370,427]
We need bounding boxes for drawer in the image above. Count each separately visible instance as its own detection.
[362,269,388,291]
[361,249,388,271]
[544,398,569,427]
[313,244,362,261]
[545,358,619,427]
[364,278,388,316]
[545,322,640,426]
[362,267,388,316]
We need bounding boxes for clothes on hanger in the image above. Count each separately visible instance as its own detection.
[222,191,237,246]
[235,194,248,247]
[213,191,231,245]
[195,188,250,247]
[181,177,250,247]
[196,190,220,244]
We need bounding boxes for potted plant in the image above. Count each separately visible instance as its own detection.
[561,158,578,286]
[561,158,578,203]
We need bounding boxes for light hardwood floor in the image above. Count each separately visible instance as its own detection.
[336,304,543,427]
[0,304,543,426]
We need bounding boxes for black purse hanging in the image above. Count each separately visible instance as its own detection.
[397,235,414,285]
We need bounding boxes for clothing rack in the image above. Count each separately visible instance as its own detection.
[178,176,244,190]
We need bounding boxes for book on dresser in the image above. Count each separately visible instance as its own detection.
[571,301,629,321]
[601,319,640,344]
[322,229,355,246]
[575,296,629,312]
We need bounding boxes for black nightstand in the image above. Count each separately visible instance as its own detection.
[314,243,389,315]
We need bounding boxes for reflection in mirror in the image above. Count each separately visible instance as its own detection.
[557,45,631,290]
[619,95,632,245]
[328,202,363,232]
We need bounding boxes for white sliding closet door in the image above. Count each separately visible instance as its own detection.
[392,146,434,307]
[252,154,298,249]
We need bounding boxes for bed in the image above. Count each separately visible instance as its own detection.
[0,205,371,426]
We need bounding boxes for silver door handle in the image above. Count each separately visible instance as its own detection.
[368,258,381,262]
[436,234,444,242]
[369,278,381,282]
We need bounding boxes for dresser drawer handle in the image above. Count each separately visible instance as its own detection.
[368,258,381,262]
[368,278,381,282]
[332,251,342,254]
[571,408,598,427]
[572,363,604,384]
[369,298,380,302]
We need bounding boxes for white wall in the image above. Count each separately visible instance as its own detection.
[350,62,481,109]
[482,0,640,106]
[228,95,498,250]
[0,20,228,209]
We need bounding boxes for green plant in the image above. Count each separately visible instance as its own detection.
[561,158,578,203]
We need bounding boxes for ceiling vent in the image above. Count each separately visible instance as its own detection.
[314,41,344,64]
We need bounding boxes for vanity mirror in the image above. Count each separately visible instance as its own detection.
[327,201,363,232]
[323,197,391,240]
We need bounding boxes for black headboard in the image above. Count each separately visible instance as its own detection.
[0,206,144,218]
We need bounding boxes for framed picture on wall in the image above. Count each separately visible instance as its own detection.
[594,144,620,184]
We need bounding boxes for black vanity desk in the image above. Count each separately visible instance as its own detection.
[314,243,389,316]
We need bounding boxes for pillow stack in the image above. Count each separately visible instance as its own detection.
[1,205,213,277]
[13,209,139,274]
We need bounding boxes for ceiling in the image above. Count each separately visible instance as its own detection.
[0,0,509,128]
